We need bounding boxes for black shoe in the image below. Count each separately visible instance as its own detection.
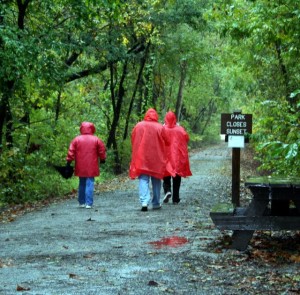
[173,200,180,205]
[141,206,148,212]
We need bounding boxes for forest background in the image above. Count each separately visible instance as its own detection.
[0,0,299,206]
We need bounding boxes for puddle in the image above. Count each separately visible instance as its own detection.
[148,236,188,249]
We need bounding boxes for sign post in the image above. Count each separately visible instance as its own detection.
[231,148,241,207]
[220,111,252,207]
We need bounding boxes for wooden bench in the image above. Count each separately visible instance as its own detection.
[210,176,300,251]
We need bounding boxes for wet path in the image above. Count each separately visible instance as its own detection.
[0,142,237,295]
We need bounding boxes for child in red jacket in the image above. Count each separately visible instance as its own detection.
[66,122,106,208]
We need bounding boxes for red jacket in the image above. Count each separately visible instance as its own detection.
[66,122,106,177]
[163,112,192,177]
[129,108,173,179]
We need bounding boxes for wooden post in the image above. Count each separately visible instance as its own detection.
[232,147,240,207]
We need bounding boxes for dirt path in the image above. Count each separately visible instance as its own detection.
[0,142,299,295]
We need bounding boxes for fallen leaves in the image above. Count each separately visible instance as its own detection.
[290,255,300,263]
[147,280,176,293]
[210,231,300,265]
[249,232,300,264]
[95,173,133,193]
[0,192,77,224]
[203,230,300,293]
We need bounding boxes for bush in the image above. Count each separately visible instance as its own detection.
[0,148,77,206]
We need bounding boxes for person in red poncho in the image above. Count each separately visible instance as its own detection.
[129,108,172,212]
[162,111,192,204]
[66,122,106,209]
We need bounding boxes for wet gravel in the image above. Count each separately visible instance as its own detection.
[0,142,299,295]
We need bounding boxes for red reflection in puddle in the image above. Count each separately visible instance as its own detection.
[148,236,188,249]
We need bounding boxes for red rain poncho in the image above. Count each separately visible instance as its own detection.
[129,108,172,179]
[66,122,106,177]
[163,111,192,177]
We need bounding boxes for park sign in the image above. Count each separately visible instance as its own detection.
[220,111,253,207]
[221,112,252,136]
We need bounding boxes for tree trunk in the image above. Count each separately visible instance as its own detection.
[274,40,290,100]
[123,42,151,140]
[175,60,187,121]
[200,99,216,135]
[106,61,128,174]
[55,89,62,123]
[0,81,15,150]
[0,0,30,151]
[0,94,7,151]
[107,61,127,149]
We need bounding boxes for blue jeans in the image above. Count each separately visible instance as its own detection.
[78,177,95,206]
[138,174,161,207]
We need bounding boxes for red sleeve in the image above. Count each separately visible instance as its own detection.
[66,138,77,161]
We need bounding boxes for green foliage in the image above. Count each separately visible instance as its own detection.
[0,147,77,205]
[101,144,130,176]
[2,0,299,205]
[206,0,300,176]
[119,138,132,172]
[251,99,300,176]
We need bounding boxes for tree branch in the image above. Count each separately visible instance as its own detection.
[65,41,146,83]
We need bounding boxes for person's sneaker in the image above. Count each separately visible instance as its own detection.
[85,205,92,209]
[79,204,86,208]
[163,192,171,203]
[141,206,148,212]
[173,201,180,205]
[152,205,162,210]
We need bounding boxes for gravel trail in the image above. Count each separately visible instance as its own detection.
[0,142,298,295]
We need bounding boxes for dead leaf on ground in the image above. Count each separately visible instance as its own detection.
[148,280,159,286]
[0,258,14,268]
[16,285,30,291]
[83,254,94,259]
[289,255,300,263]
[86,217,95,221]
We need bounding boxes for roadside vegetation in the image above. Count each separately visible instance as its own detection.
[0,0,299,207]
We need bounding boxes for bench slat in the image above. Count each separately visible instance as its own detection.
[210,212,300,230]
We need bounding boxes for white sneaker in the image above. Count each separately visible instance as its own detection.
[163,192,171,203]
[79,204,85,208]
[85,205,92,209]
